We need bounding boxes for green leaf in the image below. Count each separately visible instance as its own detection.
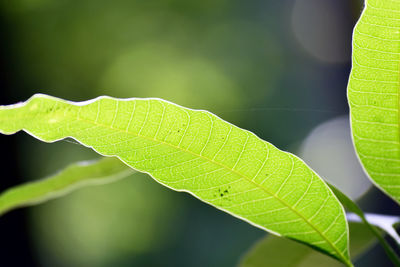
[0,94,351,265]
[329,183,400,265]
[0,157,134,216]
[348,0,400,203]
[239,222,376,267]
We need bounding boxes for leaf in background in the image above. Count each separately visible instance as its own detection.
[0,157,134,216]
[239,222,376,267]
[329,183,400,265]
[348,0,400,203]
[0,94,351,265]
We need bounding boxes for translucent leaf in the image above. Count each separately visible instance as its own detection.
[0,94,351,265]
[0,157,134,216]
[348,0,400,203]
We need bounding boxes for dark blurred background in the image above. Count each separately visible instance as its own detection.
[1,0,399,266]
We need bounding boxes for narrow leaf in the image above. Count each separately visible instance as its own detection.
[0,157,134,216]
[329,183,400,265]
[0,94,351,265]
[239,223,376,267]
[348,0,400,203]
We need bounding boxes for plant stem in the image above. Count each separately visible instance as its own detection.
[347,212,400,266]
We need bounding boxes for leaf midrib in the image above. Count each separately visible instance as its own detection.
[72,111,349,264]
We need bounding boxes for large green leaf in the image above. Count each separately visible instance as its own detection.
[0,94,351,265]
[348,0,400,203]
[0,157,134,216]
[239,222,376,267]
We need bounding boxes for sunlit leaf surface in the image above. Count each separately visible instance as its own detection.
[348,0,400,203]
[0,94,350,265]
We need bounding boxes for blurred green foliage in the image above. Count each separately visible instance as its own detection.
[31,172,182,267]
[1,0,282,113]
